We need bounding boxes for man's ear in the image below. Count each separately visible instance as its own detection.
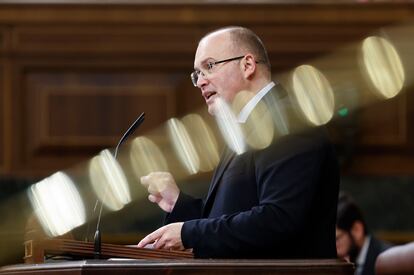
[241,54,256,79]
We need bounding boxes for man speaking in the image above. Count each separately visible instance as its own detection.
[138,26,340,259]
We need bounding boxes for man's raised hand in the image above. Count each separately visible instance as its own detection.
[140,172,180,213]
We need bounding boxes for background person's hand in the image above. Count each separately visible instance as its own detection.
[140,172,180,213]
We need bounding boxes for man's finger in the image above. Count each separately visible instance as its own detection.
[137,228,164,248]
[140,175,149,187]
[148,194,161,203]
[153,235,166,249]
[138,235,156,248]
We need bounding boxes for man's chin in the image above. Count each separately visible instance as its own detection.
[207,96,226,116]
[207,103,217,116]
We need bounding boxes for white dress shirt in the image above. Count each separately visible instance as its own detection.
[237,81,276,123]
[355,236,371,275]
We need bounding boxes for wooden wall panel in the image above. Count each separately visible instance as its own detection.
[0,27,9,172]
[0,66,3,172]
[358,94,407,146]
[0,30,7,52]
[0,2,413,177]
[11,70,182,176]
[30,75,175,145]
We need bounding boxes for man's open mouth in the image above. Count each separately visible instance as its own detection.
[206,92,217,100]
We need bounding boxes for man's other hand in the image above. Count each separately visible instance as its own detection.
[140,172,180,213]
[137,222,185,250]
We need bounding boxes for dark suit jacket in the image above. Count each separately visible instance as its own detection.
[360,237,391,275]
[166,84,340,259]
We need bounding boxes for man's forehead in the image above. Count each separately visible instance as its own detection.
[201,29,231,44]
[194,32,233,65]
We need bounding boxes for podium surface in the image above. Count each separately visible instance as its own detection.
[0,259,353,275]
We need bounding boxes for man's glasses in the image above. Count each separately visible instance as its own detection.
[190,55,245,87]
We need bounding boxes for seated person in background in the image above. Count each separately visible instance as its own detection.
[336,192,391,275]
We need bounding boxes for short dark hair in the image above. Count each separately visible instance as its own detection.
[337,192,368,235]
[203,26,271,73]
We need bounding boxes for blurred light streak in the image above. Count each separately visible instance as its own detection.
[167,118,200,174]
[89,149,131,211]
[292,65,335,126]
[361,36,405,99]
[233,91,274,149]
[181,114,220,172]
[130,136,168,179]
[28,172,85,237]
[214,97,246,155]
[231,90,254,117]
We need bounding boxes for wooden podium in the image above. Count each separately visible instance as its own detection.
[0,259,354,275]
[6,238,354,275]
[23,239,193,264]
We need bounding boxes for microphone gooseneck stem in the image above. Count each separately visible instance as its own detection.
[114,113,146,158]
[94,200,105,259]
[93,229,101,259]
[93,112,145,259]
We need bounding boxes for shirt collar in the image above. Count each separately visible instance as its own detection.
[356,235,371,267]
[237,81,276,123]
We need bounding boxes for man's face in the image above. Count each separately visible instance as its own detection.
[193,32,246,115]
[336,228,352,258]
[336,227,360,263]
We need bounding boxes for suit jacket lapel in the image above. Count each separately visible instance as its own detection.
[203,147,235,216]
[201,85,279,216]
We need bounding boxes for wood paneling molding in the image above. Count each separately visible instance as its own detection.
[11,26,200,55]
[0,66,4,172]
[9,24,386,57]
[345,154,414,176]
[0,28,9,52]
[0,48,13,174]
[0,35,3,53]
[0,4,413,24]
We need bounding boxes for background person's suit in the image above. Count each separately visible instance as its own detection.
[359,237,391,275]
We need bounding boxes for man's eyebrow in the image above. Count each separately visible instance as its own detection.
[194,57,214,70]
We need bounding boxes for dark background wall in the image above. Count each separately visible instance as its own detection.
[341,176,414,243]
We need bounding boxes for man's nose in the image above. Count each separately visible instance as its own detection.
[197,72,208,88]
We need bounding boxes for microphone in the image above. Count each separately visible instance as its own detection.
[114,112,146,159]
[93,112,145,259]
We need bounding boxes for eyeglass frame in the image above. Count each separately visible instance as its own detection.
[190,55,248,87]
